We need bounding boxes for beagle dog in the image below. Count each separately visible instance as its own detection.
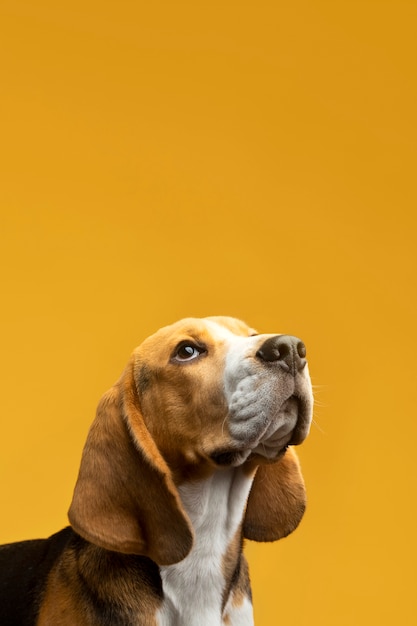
[0,316,313,626]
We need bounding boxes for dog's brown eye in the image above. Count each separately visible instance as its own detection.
[172,342,206,362]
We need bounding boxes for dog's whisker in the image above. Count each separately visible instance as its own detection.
[221,414,228,436]
[311,419,326,435]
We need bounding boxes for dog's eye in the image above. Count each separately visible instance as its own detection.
[172,342,206,362]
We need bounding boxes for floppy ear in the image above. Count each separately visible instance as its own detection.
[68,359,194,566]
[243,447,306,542]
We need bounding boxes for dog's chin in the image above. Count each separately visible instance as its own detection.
[210,444,289,468]
[210,432,292,467]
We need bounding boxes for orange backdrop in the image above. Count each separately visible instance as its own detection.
[1,2,416,625]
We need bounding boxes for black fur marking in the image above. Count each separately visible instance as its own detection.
[0,527,74,625]
[137,364,152,394]
[0,527,164,625]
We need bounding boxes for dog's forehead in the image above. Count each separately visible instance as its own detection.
[137,316,255,355]
[204,316,256,338]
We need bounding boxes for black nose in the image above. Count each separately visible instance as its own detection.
[256,335,307,373]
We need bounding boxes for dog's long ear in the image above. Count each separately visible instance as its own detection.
[68,359,193,566]
[243,447,306,542]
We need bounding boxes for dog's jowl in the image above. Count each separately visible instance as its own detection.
[0,316,313,626]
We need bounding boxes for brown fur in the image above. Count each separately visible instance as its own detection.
[244,447,306,541]
[221,527,251,612]
[37,532,162,625]
[0,316,311,625]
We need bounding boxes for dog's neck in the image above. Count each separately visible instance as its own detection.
[156,467,255,626]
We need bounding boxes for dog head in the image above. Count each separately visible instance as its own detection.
[69,316,313,565]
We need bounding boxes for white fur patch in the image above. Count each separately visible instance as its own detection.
[156,468,254,626]
[224,595,254,626]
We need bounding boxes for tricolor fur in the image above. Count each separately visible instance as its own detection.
[0,316,313,625]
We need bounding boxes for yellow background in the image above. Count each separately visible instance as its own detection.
[1,1,416,624]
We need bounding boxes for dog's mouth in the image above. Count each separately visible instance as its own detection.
[210,392,312,467]
[210,449,253,467]
[287,392,312,445]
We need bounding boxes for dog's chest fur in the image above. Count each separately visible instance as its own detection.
[155,468,255,626]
